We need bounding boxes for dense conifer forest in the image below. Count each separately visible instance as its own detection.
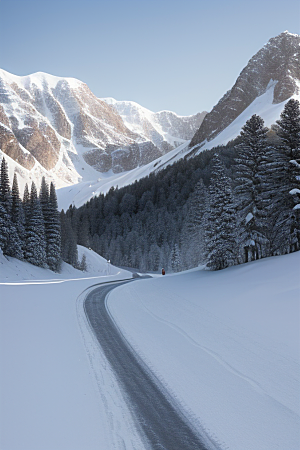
[1,100,299,273]
[60,100,300,272]
[0,163,62,271]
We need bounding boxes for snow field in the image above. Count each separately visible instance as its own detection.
[0,249,145,450]
[107,252,300,450]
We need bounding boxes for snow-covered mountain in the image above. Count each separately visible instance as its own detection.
[56,30,300,210]
[0,69,205,193]
[0,69,142,180]
[103,98,206,152]
[190,31,300,148]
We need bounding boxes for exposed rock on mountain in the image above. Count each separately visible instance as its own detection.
[103,98,206,152]
[0,70,139,179]
[0,69,203,187]
[190,31,300,148]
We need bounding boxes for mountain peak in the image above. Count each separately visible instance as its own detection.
[281,30,299,37]
[0,68,84,92]
[190,31,300,148]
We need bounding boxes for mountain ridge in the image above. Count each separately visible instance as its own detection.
[0,68,202,191]
[190,31,300,148]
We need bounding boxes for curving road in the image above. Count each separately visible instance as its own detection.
[84,281,211,450]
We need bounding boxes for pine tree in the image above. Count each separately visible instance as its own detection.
[39,179,61,271]
[234,115,271,261]
[23,183,31,225]
[47,182,62,271]
[0,203,10,253]
[5,223,24,260]
[60,210,78,267]
[205,154,237,270]
[274,99,300,252]
[171,243,181,272]
[0,163,23,259]
[11,173,26,245]
[182,178,208,269]
[24,182,47,267]
[79,253,87,271]
[0,157,12,215]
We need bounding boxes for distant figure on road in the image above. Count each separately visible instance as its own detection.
[161,268,165,276]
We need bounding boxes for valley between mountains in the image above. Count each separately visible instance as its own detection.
[0,30,299,450]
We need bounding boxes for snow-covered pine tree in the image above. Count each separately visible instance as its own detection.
[79,253,87,271]
[39,178,61,271]
[47,182,62,272]
[24,182,47,267]
[5,222,24,260]
[182,178,208,269]
[0,163,24,259]
[39,177,50,222]
[5,172,25,260]
[170,243,181,272]
[205,154,237,270]
[60,210,78,267]
[274,99,300,252]
[234,114,271,262]
[23,183,30,224]
[0,157,12,215]
[11,172,26,245]
[0,203,10,253]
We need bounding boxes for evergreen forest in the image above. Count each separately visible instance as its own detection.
[60,100,300,272]
[1,99,299,273]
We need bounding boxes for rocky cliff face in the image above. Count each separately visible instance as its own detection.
[190,31,300,148]
[103,98,206,152]
[0,69,203,184]
[0,70,139,177]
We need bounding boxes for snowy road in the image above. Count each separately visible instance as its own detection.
[84,281,210,450]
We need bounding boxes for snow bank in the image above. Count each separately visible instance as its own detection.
[108,252,300,450]
[0,245,125,282]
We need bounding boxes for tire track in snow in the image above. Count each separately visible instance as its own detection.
[84,282,215,450]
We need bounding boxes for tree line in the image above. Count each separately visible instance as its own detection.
[2,99,299,273]
[61,99,300,272]
[0,162,62,271]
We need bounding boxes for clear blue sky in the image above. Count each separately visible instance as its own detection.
[1,0,299,115]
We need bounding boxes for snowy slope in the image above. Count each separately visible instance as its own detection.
[190,31,300,148]
[103,97,206,151]
[0,69,204,195]
[57,83,297,211]
[108,253,300,450]
[57,140,190,210]
[194,80,300,153]
[0,68,138,190]
[0,245,129,281]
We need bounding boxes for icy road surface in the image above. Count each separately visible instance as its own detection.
[85,281,215,450]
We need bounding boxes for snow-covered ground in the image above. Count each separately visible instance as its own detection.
[194,80,300,153]
[108,252,300,450]
[0,248,143,450]
[1,251,299,450]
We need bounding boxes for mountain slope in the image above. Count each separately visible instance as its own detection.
[0,69,205,191]
[0,69,140,184]
[103,98,206,152]
[190,31,300,148]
